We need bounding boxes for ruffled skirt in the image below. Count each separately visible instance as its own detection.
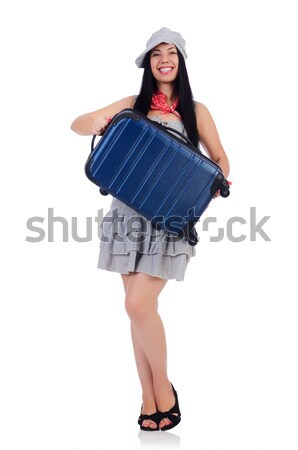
[98,197,196,281]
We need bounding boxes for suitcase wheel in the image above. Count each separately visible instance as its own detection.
[220,180,230,198]
[99,188,109,196]
[187,227,198,246]
[152,221,162,231]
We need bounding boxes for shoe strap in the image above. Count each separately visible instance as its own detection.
[160,409,181,419]
[140,411,160,423]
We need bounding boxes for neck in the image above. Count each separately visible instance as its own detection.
[156,83,176,104]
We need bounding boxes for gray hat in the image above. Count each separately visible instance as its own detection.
[135,27,187,68]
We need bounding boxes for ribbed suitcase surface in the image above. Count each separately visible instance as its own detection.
[85,108,229,242]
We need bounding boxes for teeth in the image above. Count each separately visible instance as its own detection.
[160,68,172,73]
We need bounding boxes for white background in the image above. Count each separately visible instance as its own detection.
[1,0,297,449]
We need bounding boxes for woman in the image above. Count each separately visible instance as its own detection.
[71,27,230,431]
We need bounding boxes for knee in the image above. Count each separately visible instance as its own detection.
[125,294,150,321]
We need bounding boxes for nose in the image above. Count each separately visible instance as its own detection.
[160,54,169,64]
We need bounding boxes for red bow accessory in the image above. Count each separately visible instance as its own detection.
[150,91,181,117]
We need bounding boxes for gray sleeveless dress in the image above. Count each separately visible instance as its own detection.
[97,116,196,281]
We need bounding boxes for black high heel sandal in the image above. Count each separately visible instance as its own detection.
[138,404,161,431]
[159,383,181,431]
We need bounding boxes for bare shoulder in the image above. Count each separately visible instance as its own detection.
[194,101,208,113]
[194,101,214,125]
[194,101,223,139]
[89,95,136,120]
[109,95,136,110]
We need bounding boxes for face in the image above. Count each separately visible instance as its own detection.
[150,43,179,83]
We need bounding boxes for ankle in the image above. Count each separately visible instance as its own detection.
[153,377,171,393]
[142,392,156,408]
[141,402,157,415]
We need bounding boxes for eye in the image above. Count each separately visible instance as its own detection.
[170,51,177,55]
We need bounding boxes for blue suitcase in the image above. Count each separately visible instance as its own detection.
[85,108,230,245]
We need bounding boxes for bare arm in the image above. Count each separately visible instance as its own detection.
[195,102,230,179]
[70,95,136,136]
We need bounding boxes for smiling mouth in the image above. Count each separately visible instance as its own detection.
[158,67,174,75]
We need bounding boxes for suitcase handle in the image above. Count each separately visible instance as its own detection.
[90,135,110,196]
[160,124,202,155]
[91,135,96,152]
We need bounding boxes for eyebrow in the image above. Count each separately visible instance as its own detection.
[152,46,176,52]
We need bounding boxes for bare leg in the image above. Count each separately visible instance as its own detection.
[123,272,178,429]
[121,274,157,429]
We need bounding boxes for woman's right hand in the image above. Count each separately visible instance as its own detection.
[70,95,135,136]
[90,117,111,135]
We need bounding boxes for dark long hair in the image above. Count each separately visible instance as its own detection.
[134,49,199,147]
